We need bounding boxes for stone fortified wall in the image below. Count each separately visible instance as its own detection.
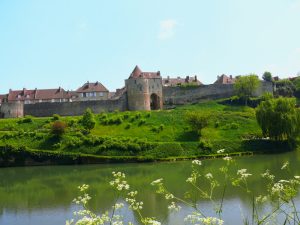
[0,102,24,118]
[163,81,273,105]
[0,81,273,118]
[24,93,127,117]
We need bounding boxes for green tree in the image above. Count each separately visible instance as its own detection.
[81,108,96,131]
[234,74,260,106]
[262,71,273,82]
[256,97,300,141]
[275,79,295,97]
[185,112,210,136]
[293,77,300,98]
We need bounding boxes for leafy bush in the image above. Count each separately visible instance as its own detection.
[198,139,213,152]
[18,115,33,124]
[125,123,131,129]
[138,119,146,126]
[185,112,210,135]
[81,108,96,131]
[51,121,67,137]
[52,114,60,121]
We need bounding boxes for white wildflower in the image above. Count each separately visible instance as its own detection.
[217,149,225,154]
[151,178,163,186]
[205,173,213,179]
[192,160,202,165]
[281,161,289,170]
[167,201,181,212]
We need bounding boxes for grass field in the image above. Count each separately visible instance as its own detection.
[0,100,289,165]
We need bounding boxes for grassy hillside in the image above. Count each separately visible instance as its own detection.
[0,100,289,165]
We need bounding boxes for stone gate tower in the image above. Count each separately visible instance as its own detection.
[125,65,163,111]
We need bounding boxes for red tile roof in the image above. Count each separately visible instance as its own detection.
[163,76,202,86]
[129,65,161,79]
[76,82,109,93]
[7,88,72,101]
[214,74,235,84]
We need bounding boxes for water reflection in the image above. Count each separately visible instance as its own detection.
[0,151,300,225]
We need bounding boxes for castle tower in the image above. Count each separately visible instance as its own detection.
[125,65,163,111]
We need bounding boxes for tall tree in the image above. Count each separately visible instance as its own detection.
[256,98,300,141]
[81,108,96,132]
[262,71,273,82]
[234,74,260,106]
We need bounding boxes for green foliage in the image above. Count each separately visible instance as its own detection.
[293,77,300,97]
[81,108,96,131]
[256,97,300,141]
[275,79,295,97]
[198,139,213,152]
[138,119,146,126]
[262,71,273,82]
[234,74,260,105]
[51,121,67,137]
[18,115,33,124]
[185,112,210,135]
[52,114,60,121]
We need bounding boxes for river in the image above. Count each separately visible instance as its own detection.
[1,151,300,225]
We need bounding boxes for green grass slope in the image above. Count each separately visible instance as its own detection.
[0,100,290,165]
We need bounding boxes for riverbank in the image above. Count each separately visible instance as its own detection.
[0,100,294,167]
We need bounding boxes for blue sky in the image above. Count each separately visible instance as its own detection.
[0,0,300,93]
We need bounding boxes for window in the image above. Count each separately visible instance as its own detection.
[99,92,104,97]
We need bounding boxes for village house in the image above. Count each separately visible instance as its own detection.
[4,87,75,104]
[214,74,236,84]
[163,75,202,87]
[76,81,109,101]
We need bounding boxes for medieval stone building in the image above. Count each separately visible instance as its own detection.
[125,66,163,111]
[0,66,274,118]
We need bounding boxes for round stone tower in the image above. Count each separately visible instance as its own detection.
[125,66,163,111]
[0,102,24,118]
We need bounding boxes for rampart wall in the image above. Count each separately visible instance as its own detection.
[163,81,273,105]
[24,94,127,117]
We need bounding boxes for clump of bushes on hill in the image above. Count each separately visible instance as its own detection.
[18,115,33,124]
[51,121,67,137]
[80,108,96,132]
[185,112,210,136]
[52,114,60,121]
[150,124,164,133]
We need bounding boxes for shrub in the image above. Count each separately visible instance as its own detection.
[138,119,146,126]
[214,121,220,128]
[81,108,96,131]
[185,112,210,135]
[159,124,164,131]
[19,115,33,123]
[198,140,213,152]
[68,119,77,127]
[51,121,67,137]
[123,113,130,120]
[52,114,60,121]
[125,123,131,129]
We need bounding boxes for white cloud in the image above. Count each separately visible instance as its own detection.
[158,19,177,40]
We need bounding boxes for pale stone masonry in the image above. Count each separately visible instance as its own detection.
[0,66,273,118]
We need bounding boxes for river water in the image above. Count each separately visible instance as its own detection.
[1,151,300,225]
